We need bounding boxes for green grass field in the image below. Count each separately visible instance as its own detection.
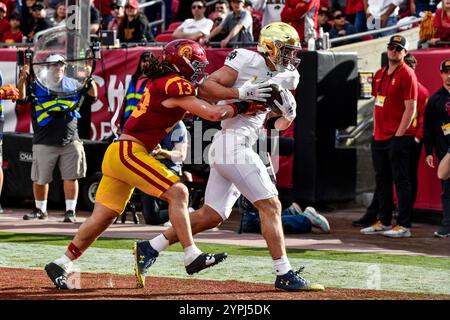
[0,231,449,295]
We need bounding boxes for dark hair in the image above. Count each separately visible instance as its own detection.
[54,2,65,20]
[131,51,152,82]
[216,0,229,9]
[192,0,206,6]
[141,53,174,80]
[404,53,417,69]
[9,12,22,22]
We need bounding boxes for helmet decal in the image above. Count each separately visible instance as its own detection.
[178,45,193,60]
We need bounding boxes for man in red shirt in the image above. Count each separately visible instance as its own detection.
[281,0,320,42]
[353,53,428,228]
[361,35,418,238]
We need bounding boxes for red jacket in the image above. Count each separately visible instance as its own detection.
[281,0,320,41]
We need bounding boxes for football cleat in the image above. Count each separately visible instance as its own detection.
[185,252,228,275]
[133,240,159,288]
[45,262,70,289]
[275,267,325,292]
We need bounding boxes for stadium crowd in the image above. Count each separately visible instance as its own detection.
[0,0,447,46]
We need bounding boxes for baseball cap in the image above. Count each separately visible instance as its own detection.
[125,0,139,8]
[387,35,408,51]
[0,3,7,13]
[46,54,66,65]
[32,1,46,10]
[110,1,123,9]
[440,58,450,72]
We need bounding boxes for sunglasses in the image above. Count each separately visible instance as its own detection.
[334,14,345,19]
[192,5,204,9]
[387,45,403,52]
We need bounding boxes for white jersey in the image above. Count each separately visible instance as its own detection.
[219,48,299,146]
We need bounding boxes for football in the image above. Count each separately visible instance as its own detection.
[265,83,283,115]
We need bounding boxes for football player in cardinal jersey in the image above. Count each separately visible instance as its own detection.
[144,22,325,292]
[44,39,269,289]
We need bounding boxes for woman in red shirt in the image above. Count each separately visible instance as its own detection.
[431,0,450,44]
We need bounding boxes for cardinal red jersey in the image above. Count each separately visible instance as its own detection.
[122,73,195,151]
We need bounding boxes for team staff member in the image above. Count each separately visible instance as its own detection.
[44,40,270,289]
[353,53,429,228]
[423,58,450,238]
[361,35,418,238]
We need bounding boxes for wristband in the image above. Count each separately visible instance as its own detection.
[266,116,281,130]
[230,101,251,116]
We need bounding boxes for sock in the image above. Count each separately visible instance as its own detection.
[273,255,292,276]
[65,199,77,212]
[35,200,47,213]
[183,244,202,266]
[53,254,73,273]
[149,234,170,252]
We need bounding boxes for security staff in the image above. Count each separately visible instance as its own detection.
[423,58,450,238]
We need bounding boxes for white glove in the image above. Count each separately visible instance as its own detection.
[238,79,272,102]
[274,89,297,122]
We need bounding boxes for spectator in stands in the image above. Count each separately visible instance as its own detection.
[281,0,320,43]
[413,0,438,17]
[90,0,101,34]
[361,35,418,238]
[102,0,124,32]
[240,199,330,234]
[329,9,357,42]
[345,0,366,32]
[207,0,253,48]
[423,58,450,238]
[50,1,65,27]
[172,0,213,44]
[1,11,22,44]
[0,2,10,38]
[209,0,230,21]
[17,55,98,223]
[317,6,332,32]
[118,0,153,43]
[20,0,36,39]
[1,1,15,19]
[250,0,285,27]
[366,0,403,37]
[430,0,450,45]
[25,1,51,40]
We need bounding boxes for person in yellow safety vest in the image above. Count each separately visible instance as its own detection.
[17,53,97,223]
[119,51,152,129]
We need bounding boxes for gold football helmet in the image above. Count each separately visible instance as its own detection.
[257,22,301,72]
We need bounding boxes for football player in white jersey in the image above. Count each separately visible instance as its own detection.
[134,22,324,292]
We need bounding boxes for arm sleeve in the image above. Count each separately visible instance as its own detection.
[423,97,436,156]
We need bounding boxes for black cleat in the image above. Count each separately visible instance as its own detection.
[434,226,450,238]
[63,210,76,223]
[23,208,48,220]
[45,262,70,289]
[185,252,228,275]
[134,240,159,288]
